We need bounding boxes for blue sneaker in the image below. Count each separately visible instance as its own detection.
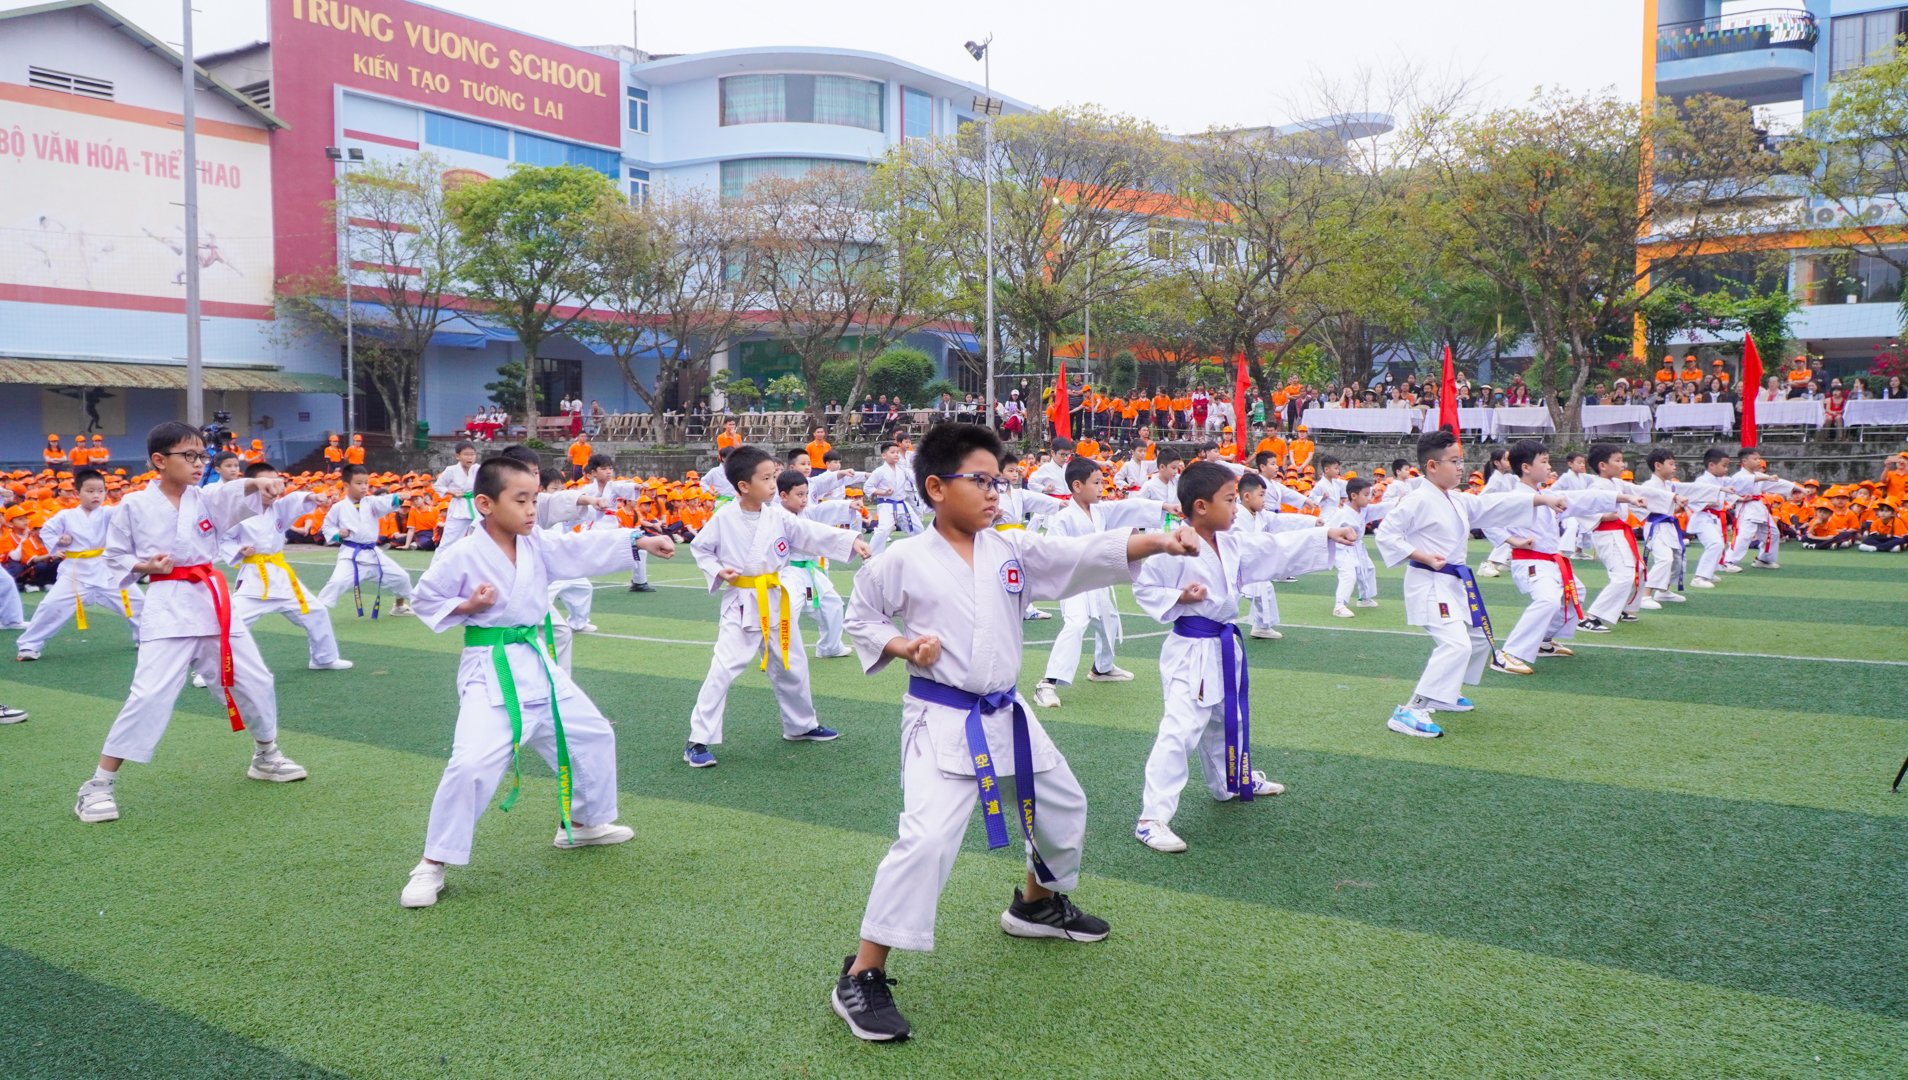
[1449,697,1476,712]
[1386,706,1443,738]
[784,726,840,742]
[683,742,717,767]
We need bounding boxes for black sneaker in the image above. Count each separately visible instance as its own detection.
[628,582,655,593]
[1617,612,1640,623]
[832,957,910,1042]
[1000,887,1110,942]
[1576,617,1612,634]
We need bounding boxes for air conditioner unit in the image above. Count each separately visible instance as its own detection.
[1860,203,1887,223]
[1812,207,1837,225]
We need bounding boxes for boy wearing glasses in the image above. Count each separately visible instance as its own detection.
[1373,429,1567,738]
[831,422,1199,1042]
[681,446,870,769]
[74,422,307,824]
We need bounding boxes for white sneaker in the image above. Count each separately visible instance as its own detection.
[1248,770,1286,796]
[1490,651,1534,676]
[75,778,119,823]
[1753,560,1780,569]
[247,748,309,782]
[1135,820,1187,853]
[1332,604,1355,619]
[1386,706,1443,738]
[308,658,355,670]
[390,600,416,616]
[0,703,26,724]
[1085,665,1134,682]
[1026,607,1053,620]
[1249,626,1282,640]
[191,672,207,688]
[1720,563,1743,574]
[400,861,445,908]
[1477,561,1502,578]
[1659,591,1686,603]
[1688,577,1715,589]
[1639,596,1663,611]
[1033,683,1061,708]
[579,623,599,633]
[15,649,40,662]
[1356,598,1379,608]
[554,822,634,849]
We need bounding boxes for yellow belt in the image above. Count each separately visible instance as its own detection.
[731,572,791,671]
[241,552,310,614]
[994,523,1025,531]
[61,548,134,629]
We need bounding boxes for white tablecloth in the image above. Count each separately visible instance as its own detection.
[1412,407,1497,439]
[1749,399,1823,427]
[1492,406,1556,435]
[1300,407,1415,435]
[1844,398,1908,426]
[1580,404,1654,442]
[1653,402,1736,432]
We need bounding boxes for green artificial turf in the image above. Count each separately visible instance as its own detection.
[0,541,1904,1078]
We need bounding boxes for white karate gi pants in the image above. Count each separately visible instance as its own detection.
[1043,592,1117,684]
[1587,531,1641,623]
[1643,524,1685,592]
[234,593,341,666]
[1687,516,1727,582]
[1413,617,1491,707]
[317,546,414,611]
[1729,511,1779,565]
[16,578,143,654]
[1502,560,1575,662]
[868,500,922,556]
[629,548,649,586]
[551,579,594,630]
[687,597,820,744]
[100,631,278,763]
[438,515,475,549]
[421,687,618,864]
[1334,563,1376,606]
[0,569,23,627]
[1139,698,1238,825]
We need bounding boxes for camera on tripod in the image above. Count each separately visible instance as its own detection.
[201,409,235,447]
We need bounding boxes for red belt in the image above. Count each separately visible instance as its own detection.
[1703,506,1734,546]
[1594,519,1642,603]
[1511,548,1582,620]
[151,563,244,731]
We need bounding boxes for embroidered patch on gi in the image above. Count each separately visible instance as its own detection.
[999,559,1024,594]
[1527,565,1537,577]
[198,518,215,534]
[1437,602,1450,619]
[773,536,790,559]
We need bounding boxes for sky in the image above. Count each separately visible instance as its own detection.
[17,0,1646,132]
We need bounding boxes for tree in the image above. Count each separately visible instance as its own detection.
[274,154,473,443]
[446,164,622,430]
[865,347,934,403]
[742,166,952,436]
[485,360,529,413]
[579,188,762,420]
[1428,90,1780,429]
[1785,47,1908,333]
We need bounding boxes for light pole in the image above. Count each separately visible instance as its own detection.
[325,146,365,438]
[965,37,1001,431]
[181,0,202,427]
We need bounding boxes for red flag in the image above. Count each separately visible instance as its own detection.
[1053,362,1071,441]
[1233,352,1251,461]
[1739,332,1762,449]
[1439,344,1460,441]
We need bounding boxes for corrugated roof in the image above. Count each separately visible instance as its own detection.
[0,359,344,394]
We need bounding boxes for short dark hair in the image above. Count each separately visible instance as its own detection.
[785,447,810,464]
[340,463,370,482]
[1178,461,1237,511]
[1253,450,1278,469]
[454,440,476,454]
[72,467,105,489]
[914,422,1003,499]
[1237,471,1267,493]
[1155,447,1183,467]
[879,440,900,453]
[146,421,200,458]
[1064,456,1102,491]
[1488,448,1510,468]
[1646,447,1676,471]
[541,469,567,490]
[725,445,776,486]
[776,469,810,495]
[1390,457,1411,474]
[1050,437,1075,455]
[822,450,841,464]
[1508,440,1548,479]
[1417,429,1459,467]
[499,445,541,470]
[1563,451,1585,466]
[1345,476,1373,498]
[241,461,277,479]
[587,453,614,471]
[210,450,241,469]
[475,455,535,499]
[1703,447,1731,467]
[716,444,735,462]
[1587,443,1623,471]
[1316,453,1341,470]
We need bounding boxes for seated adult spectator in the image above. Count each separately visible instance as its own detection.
[860,395,881,434]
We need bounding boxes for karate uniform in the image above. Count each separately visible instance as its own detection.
[1138,475,1178,510]
[317,494,415,613]
[865,462,923,556]
[686,500,859,745]
[1311,476,1348,518]
[1374,484,1535,708]
[847,525,1136,951]
[1551,469,1593,555]
[1499,488,1621,662]
[538,489,599,634]
[1133,525,1335,825]
[807,469,868,530]
[1583,476,1644,623]
[1234,504,1318,630]
[15,504,144,655]
[779,546,848,658]
[411,527,640,865]
[1040,498,1163,684]
[1636,476,1687,592]
[1026,460,1068,497]
[97,482,279,763]
[1326,502,1390,606]
[1679,473,1735,582]
[1726,469,1794,566]
[433,462,479,550]
[1479,469,1520,566]
[223,494,341,666]
[996,487,1062,530]
[0,563,23,628]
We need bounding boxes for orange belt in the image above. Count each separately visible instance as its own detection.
[1594,520,1642,605]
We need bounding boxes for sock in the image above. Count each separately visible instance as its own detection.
[93,766,117,783]
[254,739,277,755]
[1408,695,1434,710]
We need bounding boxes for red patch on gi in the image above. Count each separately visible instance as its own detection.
[999,559,1024,594]
[773,537,789,558]
[198,519,215,533]
[1438,602,1450,619]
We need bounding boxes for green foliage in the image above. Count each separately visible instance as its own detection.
[814,359,860,407]
[865,347,935,402]
[485,361,529,413]
[523,437,549,450]
[1638,281,1802,362]
[921,378,961,403]
[764,375,808,409]
[1107,350,1139,394]
[721,376,762,410]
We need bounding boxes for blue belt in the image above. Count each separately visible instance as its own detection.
[1644,513,1686,590]
[342,539,381,619]
[879,497,917,533]
[1410,559,1494,648]
[1172,615,1253,800]
[905,675,1054,883]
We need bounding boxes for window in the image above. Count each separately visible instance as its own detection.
[719,156,869,201]
[1797,248,1906,305]
[535,357,583,414]
[1148,227,1176,261]
[1207,237,1237,265]
[627,87,649,133]
[1831,9,1907,74]
[514,133,620,178]
[425,112,508,158]
[720,74,884,131]
[236,79,272,110]
[27,65,112,100]
[902,87,933,141]
[628,167,650,205]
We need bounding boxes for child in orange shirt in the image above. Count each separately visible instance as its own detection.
[403,495,441,551]
[1858,503,1907,552]
[1801,506,1855,549]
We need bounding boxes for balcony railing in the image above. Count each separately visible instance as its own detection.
[1657,8,1816,62]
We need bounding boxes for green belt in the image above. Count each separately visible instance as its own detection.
[464,618,572,843]
[460,491,476,518]
[789,559,822,611]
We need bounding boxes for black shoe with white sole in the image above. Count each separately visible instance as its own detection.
[628,582,655,593]
[1000,886,1110,942]
[832,957,911,1042]
[1576,617,1612,634]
